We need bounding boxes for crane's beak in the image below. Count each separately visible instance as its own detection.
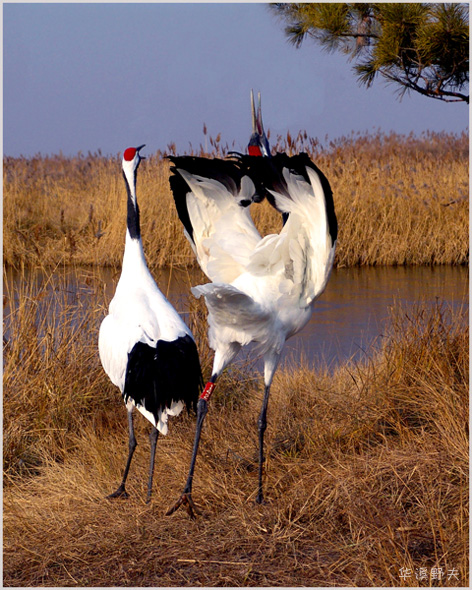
[248,90,270,157]
[254,90,264,136]
[251,89,258,135]
[136,144,146,159]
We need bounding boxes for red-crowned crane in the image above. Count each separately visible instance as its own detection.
[248,89,270,158]
[166,95,338,518]
[98,145,203,502]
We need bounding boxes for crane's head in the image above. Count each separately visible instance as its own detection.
[122,144,146,175]
[248,90,270,158]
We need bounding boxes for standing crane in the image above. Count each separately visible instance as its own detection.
[98,145,203,502]
[166,96,338,518]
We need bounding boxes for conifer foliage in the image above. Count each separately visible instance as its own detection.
[272,3,469,103]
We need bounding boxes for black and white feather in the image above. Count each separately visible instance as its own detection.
[165,92,338,517]
[167,146,337,511]
[98,145,202,501]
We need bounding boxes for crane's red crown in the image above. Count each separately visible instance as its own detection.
[123,147,137,162]
[248,145,263,157]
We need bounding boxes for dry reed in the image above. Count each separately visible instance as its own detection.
[3,265,468,587]
[3,130,469,270]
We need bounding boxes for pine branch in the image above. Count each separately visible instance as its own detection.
[381,69,469,103]
[271,2,469,104]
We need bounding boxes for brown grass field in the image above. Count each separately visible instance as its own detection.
[3,130,469,269]
[3,131,469,586]
[2,262,469,587]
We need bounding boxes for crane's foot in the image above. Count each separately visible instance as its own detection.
[165,492,201,519]
[106,484,129,500]
[256,489,269,505]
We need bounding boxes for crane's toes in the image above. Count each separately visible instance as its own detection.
[165,493,201,519]
[184,494,202,519]
[106,484,129,500]
[256,492,267,505]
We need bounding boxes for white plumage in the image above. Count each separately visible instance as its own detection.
[167,144,337,516]
[99,145,202,502]
[99,237,190,433]
[175,154,336,381]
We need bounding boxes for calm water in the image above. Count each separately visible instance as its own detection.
[286,265,468,369]
[4,265,468,370]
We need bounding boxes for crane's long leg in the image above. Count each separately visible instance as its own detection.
[256,385,271,504]
[107,409,136,499]
[146,427,159,503]
[166,377,217,518]
[256,352,280,504]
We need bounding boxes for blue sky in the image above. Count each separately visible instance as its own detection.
[3,1,469,158]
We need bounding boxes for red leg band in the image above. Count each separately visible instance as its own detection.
[200,381,216,402]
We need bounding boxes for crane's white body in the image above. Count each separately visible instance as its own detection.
[99,234,192,434]
[174,161,336,385]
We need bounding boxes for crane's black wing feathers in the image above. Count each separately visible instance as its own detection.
[124,335,202,424]
[168,170,197,244]
[237,152,338,244]
[168,153,337,246]
[168,156,259,244]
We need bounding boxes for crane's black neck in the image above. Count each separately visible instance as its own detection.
[123,169,140,240]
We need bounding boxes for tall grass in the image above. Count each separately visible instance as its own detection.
[3,130,469,269]
[3,266,468,586]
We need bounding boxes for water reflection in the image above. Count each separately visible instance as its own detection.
[286,265,468,369]
[4,265,468,371]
